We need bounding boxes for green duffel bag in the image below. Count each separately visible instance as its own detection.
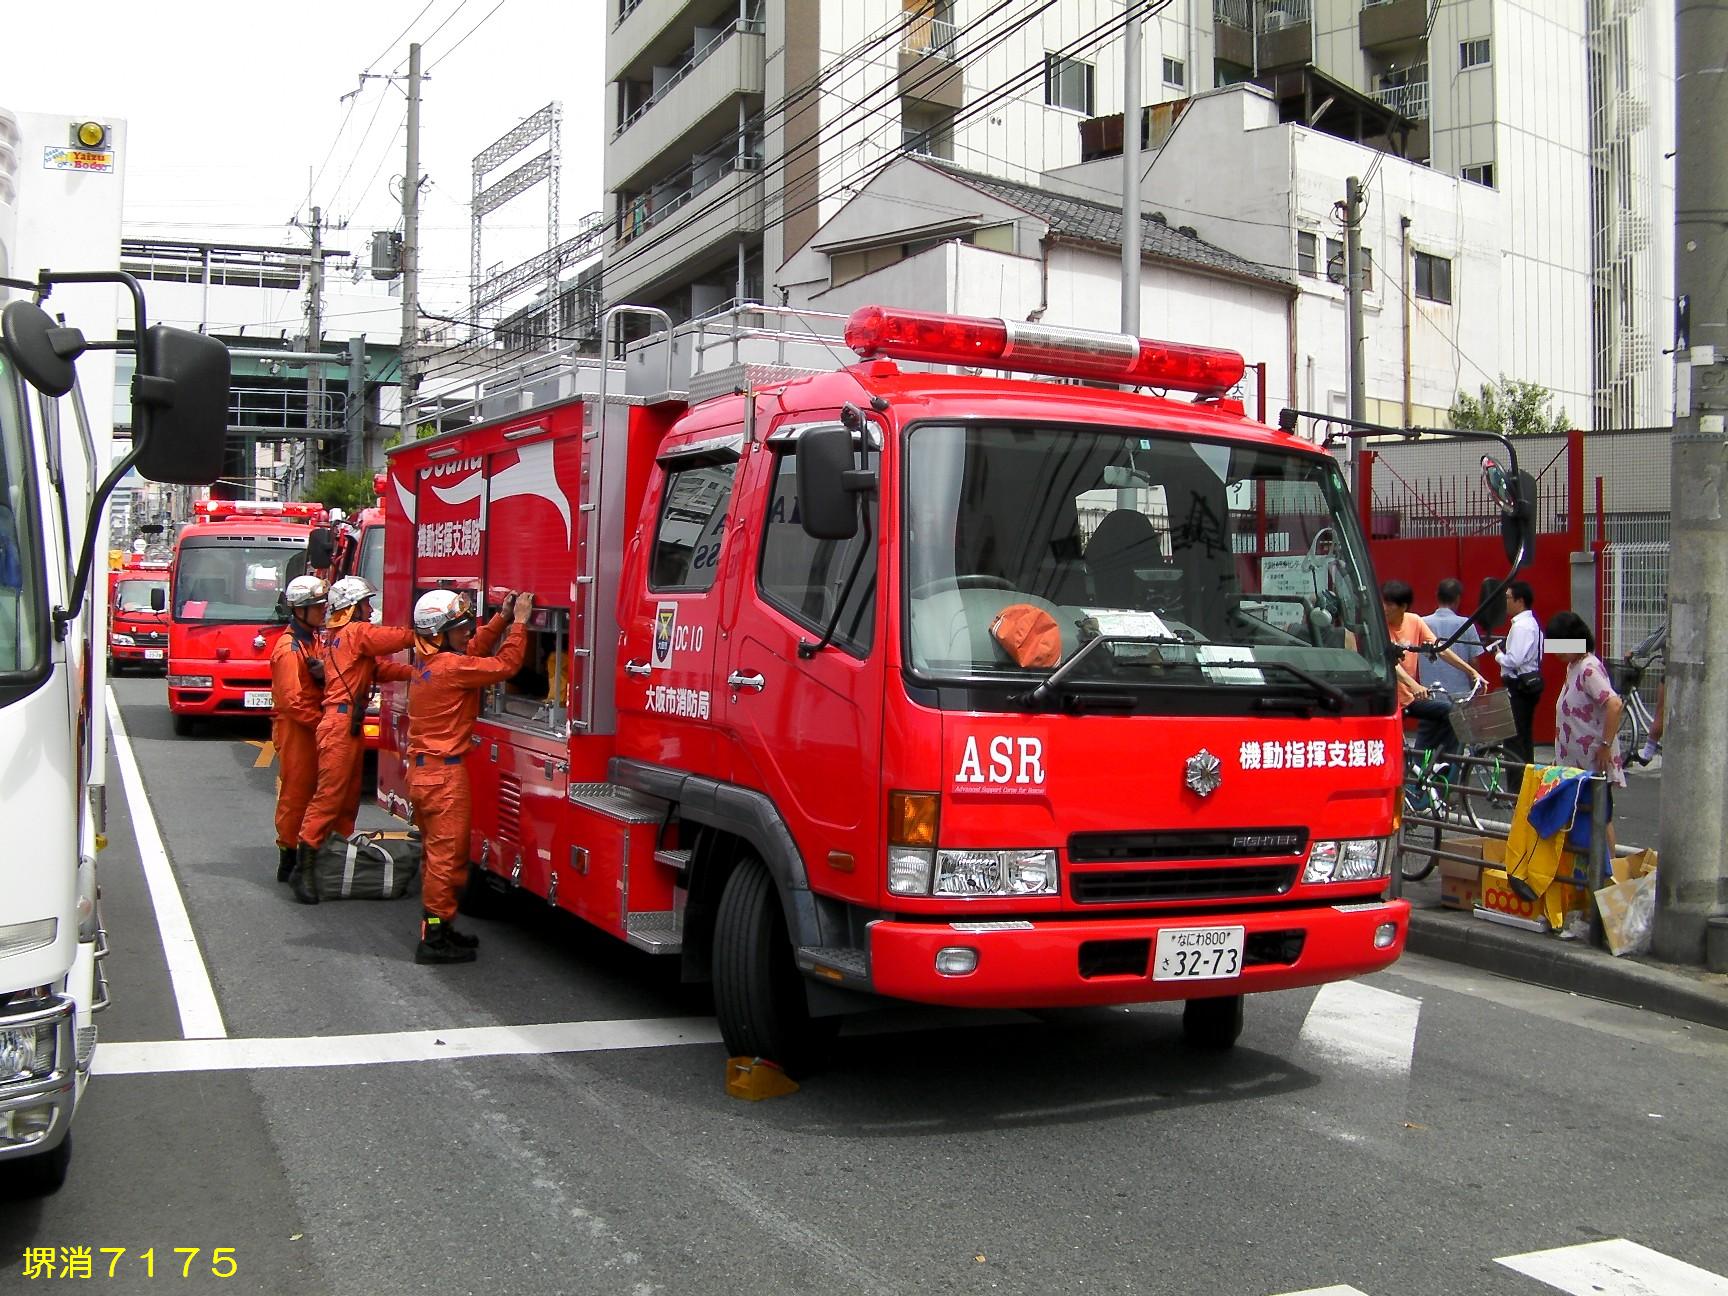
[313,830,421,900]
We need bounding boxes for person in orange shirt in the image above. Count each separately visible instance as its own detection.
[405,588,531,963]
[290,576,414,904]
[1382,578,1483,754]
[271,576,327,884]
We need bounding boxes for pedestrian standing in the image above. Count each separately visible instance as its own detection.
[1421,578,1484,697]
[1494,580,1544,764]
[289,576,414,904]
[405,589,530,964]
[271,576,326,883]
[1548,611,1625,786]
[1383,580,1483,754]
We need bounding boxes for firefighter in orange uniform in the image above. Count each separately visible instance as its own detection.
[406,589,531,964]
[290,576,414,904]
[271,576,327,883]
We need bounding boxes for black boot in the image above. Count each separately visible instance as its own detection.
[288,843,320,906]
[277,846,296,883]
[441,921,479,950]
[415,913,476,964]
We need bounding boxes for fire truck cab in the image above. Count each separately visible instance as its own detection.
[166,499,324,735]
[380,305,1415,1071]
[107,555,171,673]
[307,488,388,754]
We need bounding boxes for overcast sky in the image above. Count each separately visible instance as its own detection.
[6,1,606,316]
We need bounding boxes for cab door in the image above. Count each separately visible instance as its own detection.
[724,421,883,898]
[616,432,744,780]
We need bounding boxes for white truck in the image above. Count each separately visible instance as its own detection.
[0,106,227,1193]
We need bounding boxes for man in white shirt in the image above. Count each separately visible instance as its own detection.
[1422,578,1484,697]
[1493,580,1543,764]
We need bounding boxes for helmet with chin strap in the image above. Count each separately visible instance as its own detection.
[285,575,328,609]
[327,576,375,613]
[413,588,476,640]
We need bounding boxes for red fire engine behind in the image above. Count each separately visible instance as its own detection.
[166,500,324,736]
[378,306,1409,1066]
[108,557,171,673]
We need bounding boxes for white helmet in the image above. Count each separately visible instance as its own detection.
[413,588,475,638]
[327,575,376,613]
[285,575,328,608]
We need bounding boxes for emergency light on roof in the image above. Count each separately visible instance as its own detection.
[843,305,1247,395]
[193,500,325,524]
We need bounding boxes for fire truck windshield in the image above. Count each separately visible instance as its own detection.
[173,540,309,624]
[903,422,1390,708]
[357,524,384,594]
[0,358,45,687]
[115,579,167,612]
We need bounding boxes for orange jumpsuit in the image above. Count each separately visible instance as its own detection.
[406,614,527,920]
[270,622,323,851]
[299,621,415,850]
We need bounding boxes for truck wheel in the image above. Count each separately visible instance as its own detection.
[7,1133,71,1197]
[171,712,194,738]
[1182,995,1244,1050]
[712,856,836,1078]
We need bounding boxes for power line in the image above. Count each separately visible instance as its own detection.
[396,0,471,72]
[324,86,393,214]
[366,0,437,73]
[426,0,512,72]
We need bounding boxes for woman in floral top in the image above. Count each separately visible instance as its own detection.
[1546,611,1625,787]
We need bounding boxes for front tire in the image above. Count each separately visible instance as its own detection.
[171,711,195,737]
[712,856,836,1077]
[1182,995,1244,1049]
[6,1133,71,1198]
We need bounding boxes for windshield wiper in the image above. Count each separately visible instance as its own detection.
[1023,633,1186,707]
[1251,660,1348,712]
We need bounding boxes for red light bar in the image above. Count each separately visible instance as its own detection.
[844,305,1246,394]
[193,499,325,523]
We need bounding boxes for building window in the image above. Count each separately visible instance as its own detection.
[1415,251,1453,304]
[1297,230,1317,277]
[1324,238,1373,289]
[1162,57,1185,88]
[650,460,737,591]
[1045,54,1095,115]
[1462,162,1495,188]
[901,101,955,160]
[1460,38,1490,70]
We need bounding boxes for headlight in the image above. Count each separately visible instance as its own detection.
[888,847,933,896]
[110,633,135,646]
[0,1022,56,1082]
[1303,838,1391,884]
[933,849,1059,897]
[167,674,214,688]
[0,919,57,959]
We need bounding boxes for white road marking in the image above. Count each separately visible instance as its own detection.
[1496,1238,1728,1295]
[94,1016,723,1075]
[106,688,227,1040]
[1270,1287,1371,1296]
[1297,980,1420,1075]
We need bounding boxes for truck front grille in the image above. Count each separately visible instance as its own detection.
[1069,828,1308,863]
[1069,864,1299,904]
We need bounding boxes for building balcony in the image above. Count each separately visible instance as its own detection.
[1360,0,1428,50]
[608,22,765,192]
[1213,0,1312,73]
[605,161,766,306]
[1371,76,1429,121]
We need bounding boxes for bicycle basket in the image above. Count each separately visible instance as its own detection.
[1448,689,1517,745]
[1608,658,1645,692]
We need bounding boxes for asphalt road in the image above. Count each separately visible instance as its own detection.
[3,676,1725,1296]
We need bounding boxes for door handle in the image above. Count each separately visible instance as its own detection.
[727,671,766,693]
[624,659,652,677]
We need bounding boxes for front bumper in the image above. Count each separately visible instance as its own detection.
[866,899,1408,1009]
[0,997,76,1161]
[169,668,273,717]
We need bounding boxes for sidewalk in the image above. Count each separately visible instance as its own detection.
[1399,749,1728,1031]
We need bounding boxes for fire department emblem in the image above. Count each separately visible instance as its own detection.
[1184,748,1223,797]
[652,602,677,670]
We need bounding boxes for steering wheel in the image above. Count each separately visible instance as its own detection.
[909,573,1018,599]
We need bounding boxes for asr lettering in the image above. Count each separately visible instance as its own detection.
[955,735,1046,786]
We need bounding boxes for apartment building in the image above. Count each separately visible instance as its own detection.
[601,0,1671,428]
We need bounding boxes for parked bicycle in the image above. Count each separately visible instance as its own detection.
[1399,681,1523,881]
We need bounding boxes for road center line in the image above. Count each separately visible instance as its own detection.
[106,688,228,1040]
[93,1016,724,1075]
[1297,980,1419,1075]
[1496,1238,1728,1296]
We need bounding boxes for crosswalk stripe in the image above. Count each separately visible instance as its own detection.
[1496,1238,1728,1295]
[1271,1287,1371,1296]
[1296,980,1420,1075]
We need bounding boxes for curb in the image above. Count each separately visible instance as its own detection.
[1406,907,1728,1032]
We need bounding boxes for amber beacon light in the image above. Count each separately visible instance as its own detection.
[842,304,1246,394]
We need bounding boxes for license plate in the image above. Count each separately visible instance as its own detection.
[1153,926,1245,981]
[144,649,164,660]
[243,690,273,709]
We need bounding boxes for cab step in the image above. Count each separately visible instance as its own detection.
[567,782,667,825]
[625,911,682,954]
[795,946,870,986]
[653,847,692,881]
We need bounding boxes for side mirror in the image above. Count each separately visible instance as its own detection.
[1482,456,1536,567]
[150,587,166,612]
[131,325,229,486]
[307,527,335,570]
[795,425,870,541]
[0,300,87,397]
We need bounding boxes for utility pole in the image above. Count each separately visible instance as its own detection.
[399,41,423,438]
[1120,2,1142,335]
[1657,0,1728,966]
[346,334,368,472]
[1344,175,1367,488]
[307,205,324,499]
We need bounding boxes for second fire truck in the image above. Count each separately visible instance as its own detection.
[379,304,1531,1071]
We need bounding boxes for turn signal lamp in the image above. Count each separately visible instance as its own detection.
[843,305,1246,394]
[889,791,939,847]
[74,121,108,149]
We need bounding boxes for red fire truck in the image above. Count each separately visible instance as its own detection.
[166,499,325,735]
[377,305,1525,1070]
[107,556,171,673]
[308,484,388,754]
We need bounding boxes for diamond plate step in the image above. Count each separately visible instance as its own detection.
[653,847,692,878]
[567,782,667,824]
[796,946,869,983]
[625,910,682,954]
